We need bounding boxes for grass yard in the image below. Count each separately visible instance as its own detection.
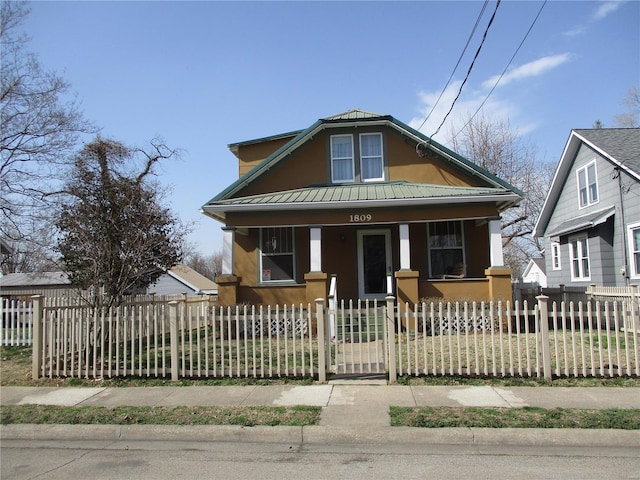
[389,406,640,429]
[1,404,321,427]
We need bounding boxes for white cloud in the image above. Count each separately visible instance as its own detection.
[566,1,625,36]
[593,1,623,20]
[481,54,571,89]
[409,81,518,146]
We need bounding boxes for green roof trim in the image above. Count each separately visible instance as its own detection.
[203,109,523,207]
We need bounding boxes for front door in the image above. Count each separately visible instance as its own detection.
[357,229,392,299]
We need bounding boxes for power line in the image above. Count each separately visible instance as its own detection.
[451,0,548,142]
[417,1,490,132]
[429,0,502,139]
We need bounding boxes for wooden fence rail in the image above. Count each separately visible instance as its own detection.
[8,294,639,381]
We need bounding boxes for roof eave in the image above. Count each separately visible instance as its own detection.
[202,193,521,220]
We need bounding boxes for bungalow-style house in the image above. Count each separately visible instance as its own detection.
[533,128,640,287]
[521,258,547,287]
[201,109,522,307]
[147,265,218,297]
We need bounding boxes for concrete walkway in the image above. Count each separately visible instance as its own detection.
[2,384,639,447]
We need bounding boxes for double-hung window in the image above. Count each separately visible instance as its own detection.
[427,221,465,278]
[260,227,295,282]
[628,223,640,279]
[331,133,385,183]
[569,235,590,281]
[360,133,384,181]
[330,135,355,183]
[577,161,598,208]
[551,241,561,270]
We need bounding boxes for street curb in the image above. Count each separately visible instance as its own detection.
[2,424,639,448]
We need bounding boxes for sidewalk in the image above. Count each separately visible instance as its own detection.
[2,384,639,447]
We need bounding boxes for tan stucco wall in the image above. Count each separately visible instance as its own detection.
[236,136,298,177]
[233,126,485,198]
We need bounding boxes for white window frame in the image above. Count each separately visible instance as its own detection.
[551,241,561,271]
[569,234,590,281]
[426,221,466,278]
[577,160,599,209]
[259,227,296,283]
[628,222,640,279]
[359,133,384,182]
[330,134,355,183]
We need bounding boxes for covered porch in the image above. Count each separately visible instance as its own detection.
[215,217,512,307]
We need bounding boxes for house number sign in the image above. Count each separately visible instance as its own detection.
[349,214,373,223]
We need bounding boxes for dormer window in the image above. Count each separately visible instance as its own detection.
[330,135,355,183]
[577,161,598,208]
[330,132,385,184]
[360,133,384,181]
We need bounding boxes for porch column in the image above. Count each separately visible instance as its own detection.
[310,226,322,272]
[399,223,410,270]
[305,226,328,309]
[489,218,504,267]
[217,227,240,306]
[222,227,235,275]
[395,224,419,308]
[486,218,512,301]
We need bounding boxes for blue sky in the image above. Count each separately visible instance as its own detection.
[23,0,639,254]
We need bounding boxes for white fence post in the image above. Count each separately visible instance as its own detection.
[536,295,552,380]
[169,301,180,381]
[386,295,397,384]
[31,295,43,379]
[315,298,327,383]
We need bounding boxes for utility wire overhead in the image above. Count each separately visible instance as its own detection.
[451,0,548,143]
[417,0,490,132]
[429,0,502,139]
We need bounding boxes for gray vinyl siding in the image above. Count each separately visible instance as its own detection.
[543,143,640,287]
[147,275,194,296]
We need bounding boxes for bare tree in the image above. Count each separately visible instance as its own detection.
[1,1,92,269]
[449,115,554,274]
[614,84,640,128]
[55,138,188,307]
[184,250,223,280]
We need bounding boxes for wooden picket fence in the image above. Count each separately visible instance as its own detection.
[9,293,640,382]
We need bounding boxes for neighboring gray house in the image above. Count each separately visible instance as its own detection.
[147,265,218,297]
[533,128,640,287]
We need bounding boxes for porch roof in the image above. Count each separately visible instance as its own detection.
[202,181,520,221]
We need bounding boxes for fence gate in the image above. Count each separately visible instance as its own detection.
[325,299,388,378]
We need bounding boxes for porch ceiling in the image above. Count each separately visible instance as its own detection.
[201,181,521,221]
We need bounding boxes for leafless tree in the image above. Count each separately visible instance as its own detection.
[449,115,554,275]
[184,250,223,280]
[1,1,93,270]
[614,84,640,128]
[55,138,189,307]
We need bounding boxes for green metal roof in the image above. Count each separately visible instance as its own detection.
[203,109,524,209]
[202,181,521,221]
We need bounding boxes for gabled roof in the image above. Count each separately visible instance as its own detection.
[523,257,546,277]
[533,128,640,237]
[203,109,523,215]
[0,272,70,288]
[167,265,217,294]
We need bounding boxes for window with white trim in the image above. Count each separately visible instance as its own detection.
[359,133,384,181]
[330,135,355,183]
[551,241,561,270]
[577,161,598,208]
[260,227,295,282]
[427,221,465,278]
[628,222,640,279]
[569,234,590,281]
